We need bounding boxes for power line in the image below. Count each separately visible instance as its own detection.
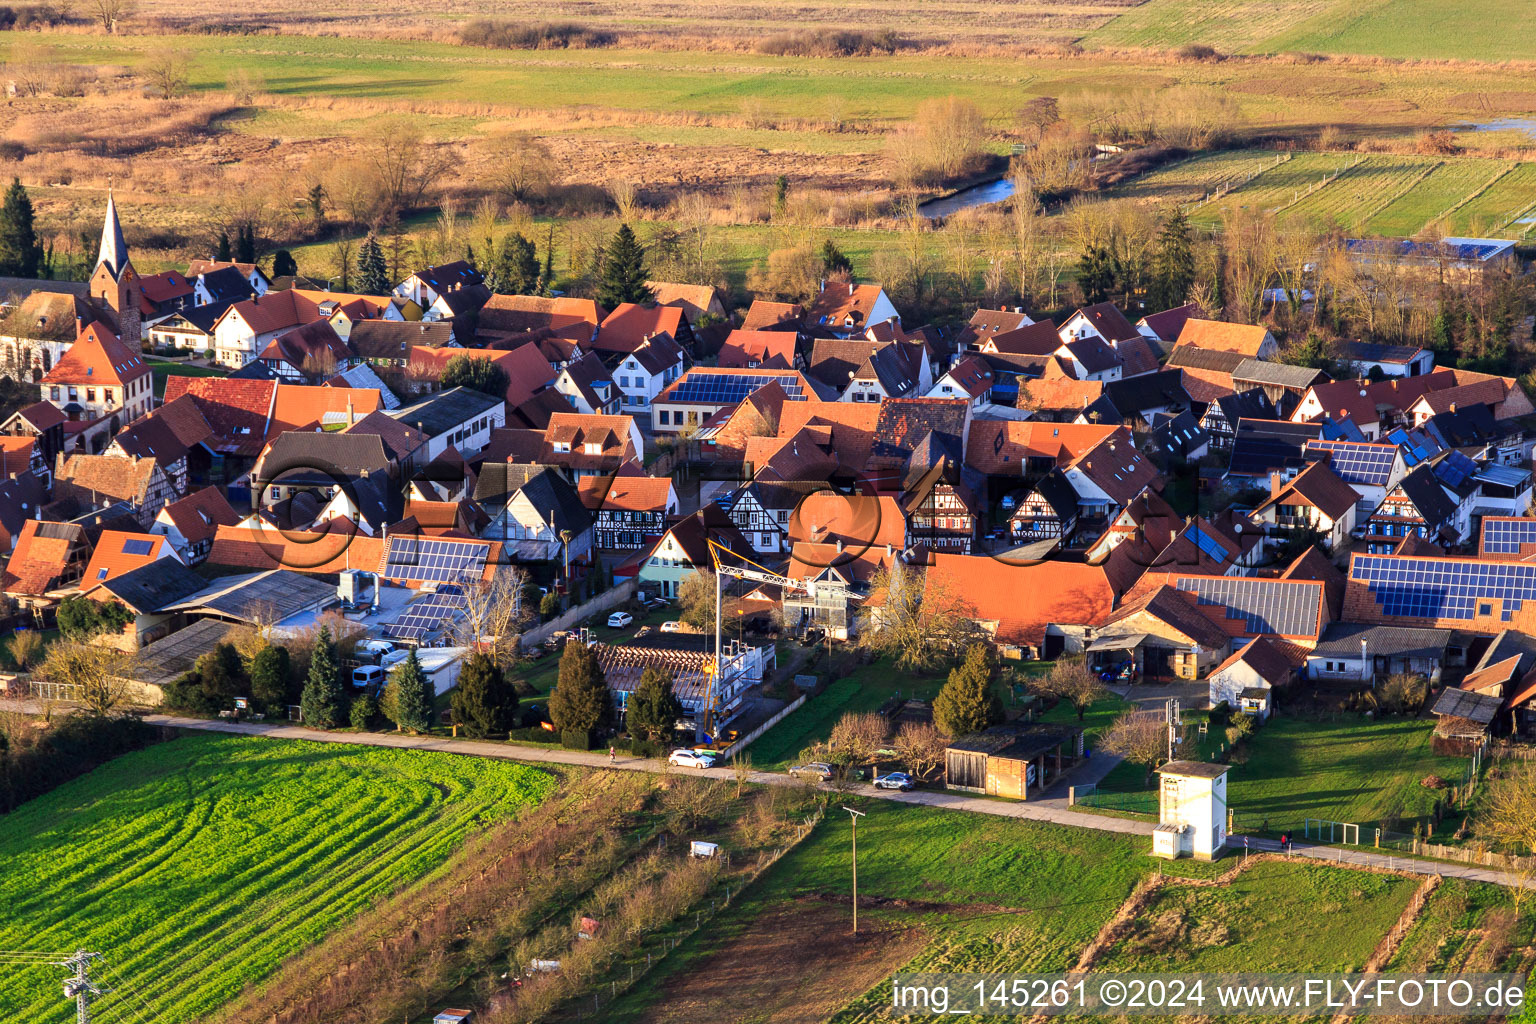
[99,961,155,1024]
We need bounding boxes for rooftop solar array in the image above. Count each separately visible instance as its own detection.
[383,536,489,584]
[122,538,156,556]
[1353,555,1536,622]
[1175,576,1321,637]
[384,585,466,641]
[1188,525,1231,563]
[1480,518,1536,555]
[667,373,806,405]
[1306,440,1398,486]
[1385,428,1436,466]
[1433,451,1479,490]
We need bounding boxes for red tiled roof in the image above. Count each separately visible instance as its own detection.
[964,420,1120,476]
[0,436,36,478]
[788,493,904,551]
[1176,318,1271,356]
[42,322,148,387]
[1179,366,1237,403]
[207,520,387,575]
[13,401,64,431]
[983,320,1061,356]
[924,553,1115,646]
[597,303,685,354]
[408,343,555,407]
[1,519,77,596]
[577,474,675,513]
[1137,302,1204,342]
[1019,377,1103,414]
[81,530,167,586]
[718,330,797,370]
[158,486,241,546]
[271,384,383,435]
[163,377,277,457]
[740,300,801,333]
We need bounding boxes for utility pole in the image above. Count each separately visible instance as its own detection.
[842,805,866,935]
[1166,698,1181,762]
[59,950,105,1024]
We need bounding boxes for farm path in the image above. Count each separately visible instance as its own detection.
[6,699,1531,891]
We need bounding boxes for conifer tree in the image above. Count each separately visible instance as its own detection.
[441,353,511,398]
[932,643,1002,738]
[597,224,654,308]
[548,639,611,747]
[357,234,389,295]
[235,223,257,264]
[381,648,434,733]
[272,249,298,278]
[0,178,41,278]
[249,644,291,713]
[626,666,681,750]
[215,231,232,262]
[299,625,345,729]
[1148,207,1195,312]
[1077,243,1115,305]
[820,239,852,278]
[451,651,515,738]
[493,232,539,294]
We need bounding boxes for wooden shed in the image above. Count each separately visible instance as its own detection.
[944,722,1084,801]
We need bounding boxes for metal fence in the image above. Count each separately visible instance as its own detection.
[1071,784,1158,817]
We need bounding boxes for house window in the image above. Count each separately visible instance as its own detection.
[1479,603,1492,616]
[620,376,630,387]
[658,411,669,425]
[777,510,789,523]
[50,387,59,400]
[86,389,96,403]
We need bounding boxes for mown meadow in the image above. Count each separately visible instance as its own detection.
[0,732,556,1024]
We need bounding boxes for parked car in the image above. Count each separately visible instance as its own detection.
[660,620,682,633]
[644,596,670,609]
[668,748,719,769]
[788,761,834,782]
[543,630,572,650]
[351,665,385,689]
[874,771,915,791]
[380,650,410,671]
[607,611,634,628]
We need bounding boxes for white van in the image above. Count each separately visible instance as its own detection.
[352,665,385,689]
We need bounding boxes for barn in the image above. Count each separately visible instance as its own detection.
[944,722,1084,801]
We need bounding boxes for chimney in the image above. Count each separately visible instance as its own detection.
[1449,402,1457,413]
[1270,470,1284,497]
[849,283,855,296]
[347,395,355,427]
[835,537,844,552]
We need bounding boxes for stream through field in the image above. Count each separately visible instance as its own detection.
[917,177,1016,218]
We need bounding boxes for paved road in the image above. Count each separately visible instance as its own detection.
[9,701,1530,890]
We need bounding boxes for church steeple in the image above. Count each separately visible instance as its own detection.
[96,188,128,279]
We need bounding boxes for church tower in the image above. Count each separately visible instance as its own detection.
[88,190,142,350]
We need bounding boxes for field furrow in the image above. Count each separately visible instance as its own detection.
[1185,151,1357,227]
[1362,158,1509,236]
[0,734,555,1024]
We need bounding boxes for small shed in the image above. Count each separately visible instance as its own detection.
[434,1010,472,1024]
[945,722,1084,801]
[1154,761,1229,861]
[1208,637,1307,719]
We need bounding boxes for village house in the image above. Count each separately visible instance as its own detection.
[54,453,176,528]
[475,464,593,567]
[803,281,899,339]
[394,261,486,310]
[1173,318,1280,361]
[716,329,798,371]
[388,388,506,460]
[577,473,678,551]
[652,368,813,434]
[1341,341,1434,378]
[553,352,622,416]
[41,322,153,443]
[187,259,271,303]
[956,307,1035,351]
[624,506,751,600]
[149,486,242,565]
[1251,460,1361,551]
[1207,637,1307,720]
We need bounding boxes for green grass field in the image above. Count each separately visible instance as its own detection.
[1097,859,1421,972]
[148,359,225,399]
[1108,150,1289,204]
[1186,152,1358,227]
[1361,158,1509,236]
[0,733,555,1024]
[1447,162,1536,236]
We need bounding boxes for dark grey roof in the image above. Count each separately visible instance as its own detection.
[0,277,87,301]
[1104,369,1190,415]
[1387,464,1459,529]
[429,283,492,317]
[132,618,238,689]
[1167,346,1246,372]
[1214,388,1278,425]
[1232,358,1329,389]
[350,319,456,360]
[0,471,47,542]
[1422,405,1500,448]
[198,265,258,305]
[1063,335,1122,375]
[512,466,592,536]
[1026,467,1079,520]
[390,387,504,438]
[1172,575,1323,638]
[256,431,391,485]
[1151,410,1208,457]
[94,558,211,614]
[156,299,240,336]
[412,260,484,295]
[1431,686,1502,725]
[1342,341,1423,364]
[1227,419,1322,477]
[474,462,555,509]
[1311,622,1452,660]
[228,359,281,381]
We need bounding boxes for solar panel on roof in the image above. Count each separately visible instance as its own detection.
[1306,440,1397,486]
[384,586,467,640]
[1433,451,1478,489]
[384,536,489,584]
[1175,576,1320,637]
[668,373,805,405]
[1481,519,1536,555]
[122,538,155,556]
[1188,525,1230,563]
[1353,555,1536,622]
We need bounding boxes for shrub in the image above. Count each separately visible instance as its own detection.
[350,692,378,731]
[1173,43,1222,61]
[457,19,616,50]
[756,29,906,57]
[562,728,593,750]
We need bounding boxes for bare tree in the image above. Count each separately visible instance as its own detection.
[1034,658,1105,721]
[141,48,190,99]
[488,134,557,205]
[608,177,639,223]
[90,0,133,33]
[1099,709,1168,784]
[448,565,532,669]
[1482,760,1536,916]
[731,753,753,798]
[368,127,454,219]
[829,711,887,773]
[858,558,978,672]
[225,66,266,104]
[893,720,947,780]
[42,641,134,717]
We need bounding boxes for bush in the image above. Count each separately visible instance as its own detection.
[1208,700,1231,727]
[350,692,378,731]
[1174,43,1222,61]
[457,19,616,50]
[506,725,559,744]
[756,29,906,57]
[561,728,593,750]
[0,715,160,812]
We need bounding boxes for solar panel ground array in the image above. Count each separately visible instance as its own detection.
[1306,440,1398,485]
[668,373,806,405]
[1480,518,1536,555]
[383,537,490,584]
[1353,555,1536,621]
[1175,576,1322,637]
